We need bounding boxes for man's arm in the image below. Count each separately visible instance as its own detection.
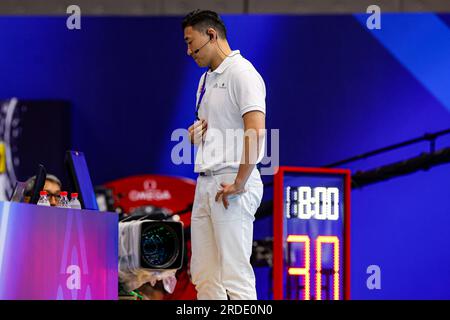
[235,110,265,187]
[215,110,265,209]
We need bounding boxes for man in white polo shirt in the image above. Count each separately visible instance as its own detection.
[183,10,266,300]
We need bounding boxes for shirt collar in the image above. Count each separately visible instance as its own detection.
[208,50,241,75]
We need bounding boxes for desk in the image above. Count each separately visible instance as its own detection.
[0,201,117,300]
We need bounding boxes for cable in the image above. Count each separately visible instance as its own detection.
[216,38,240,59]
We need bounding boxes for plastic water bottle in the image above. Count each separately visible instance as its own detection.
[69,193,82,209]
[57,191,70,208]
[37,191,51,206]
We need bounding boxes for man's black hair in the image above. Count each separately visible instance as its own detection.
[182,9,227,39]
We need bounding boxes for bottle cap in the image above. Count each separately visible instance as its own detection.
[39,191,47,196]
[60,191,68,197]
[71,193,78,198]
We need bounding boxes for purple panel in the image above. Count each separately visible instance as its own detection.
[0,201,118,300]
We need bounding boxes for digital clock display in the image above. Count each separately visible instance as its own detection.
[273,167,351,300]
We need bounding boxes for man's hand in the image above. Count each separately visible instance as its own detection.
[215,182,246,210]
[188,119,207,144]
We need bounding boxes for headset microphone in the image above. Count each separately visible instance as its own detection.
[193,34,213,55]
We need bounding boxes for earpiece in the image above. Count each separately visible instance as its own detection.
[207,28,217,41]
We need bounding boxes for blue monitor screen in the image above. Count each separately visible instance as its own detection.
[67,150,98,210]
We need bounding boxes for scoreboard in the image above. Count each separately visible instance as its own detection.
[273,167,351,300]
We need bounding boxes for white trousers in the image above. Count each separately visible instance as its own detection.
[190,169,264,300]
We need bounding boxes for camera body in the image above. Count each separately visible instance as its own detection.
[118,208,184,292]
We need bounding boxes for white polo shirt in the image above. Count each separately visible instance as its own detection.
[194,50,266,173]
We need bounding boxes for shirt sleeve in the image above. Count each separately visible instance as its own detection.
[230,68,266,117]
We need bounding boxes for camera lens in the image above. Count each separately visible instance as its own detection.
[140,222,180,269]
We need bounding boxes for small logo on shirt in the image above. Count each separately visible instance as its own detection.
[213,82,227,89]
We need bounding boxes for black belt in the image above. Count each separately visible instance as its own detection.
[199,169,238,176]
